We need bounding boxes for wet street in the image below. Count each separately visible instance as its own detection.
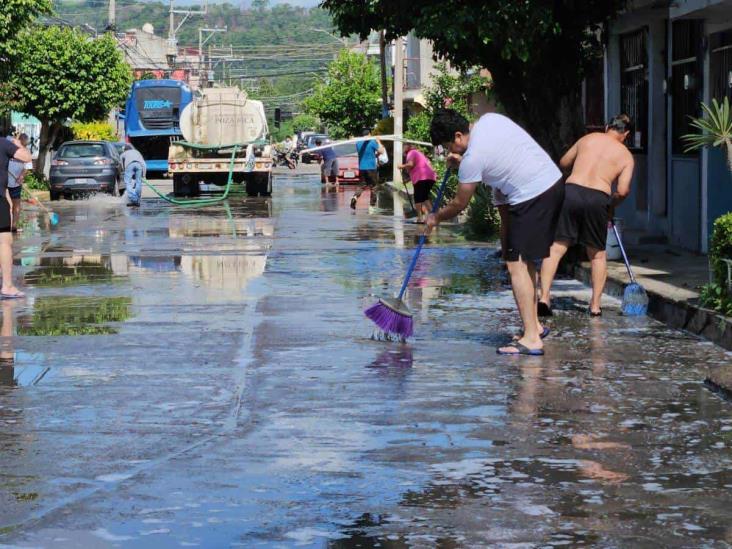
[1,172,731,547]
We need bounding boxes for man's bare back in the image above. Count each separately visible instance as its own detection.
[560,132,635,201]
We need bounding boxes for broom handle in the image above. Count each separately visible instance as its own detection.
[397,169,452,300]
[611,221,636,284]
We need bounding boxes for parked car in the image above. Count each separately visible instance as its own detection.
[300,133,329,164]
[337,154,360,184]
[49,141,123,200]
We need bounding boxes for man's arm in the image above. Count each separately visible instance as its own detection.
[435,182,478,223]
[398,160,415,171]
[559,142,579,173]
[612,155,635,206]
[12,140,32,163]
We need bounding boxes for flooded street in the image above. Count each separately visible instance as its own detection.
[1,173,731,547]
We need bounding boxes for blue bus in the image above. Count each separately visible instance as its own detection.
[124,79,193,173]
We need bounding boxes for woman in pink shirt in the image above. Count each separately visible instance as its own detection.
[398,144,437,223]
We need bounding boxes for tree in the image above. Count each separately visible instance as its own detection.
[8,27,132,175]
[0,0,52,64]
[321,0,627,158]
[303,50,381,139]
[0,0,53,108]
[291,113,319,133]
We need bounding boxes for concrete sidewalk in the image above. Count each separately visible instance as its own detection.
[570,243,732,391]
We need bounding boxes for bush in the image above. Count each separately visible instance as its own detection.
[71,121,117,142]
[710,212,732,288]
[700,283,732,316]
[292,113,319,134]
[22,171,49,191]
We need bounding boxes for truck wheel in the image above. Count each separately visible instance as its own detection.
[173,174,200,197]
[246,173,272,197]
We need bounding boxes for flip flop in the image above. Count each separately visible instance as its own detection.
[1,290,25,299]
[589,308,602,317]
[497,342,544,356]
[512,326,550,341]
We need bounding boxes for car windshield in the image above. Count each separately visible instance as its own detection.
[308,135,328,148]
[58,144,106,158]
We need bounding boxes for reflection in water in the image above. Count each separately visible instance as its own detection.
[18,296,132,336]
[168,200,273,238]
[367,347,414,370]
[181,254,267,290]
[0,300,16,386]
[24,253,119,287]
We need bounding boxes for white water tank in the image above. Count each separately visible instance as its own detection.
[606,218,623,261]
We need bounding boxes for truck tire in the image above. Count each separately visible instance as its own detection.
[173,173,200,197]
[246,172,272,197]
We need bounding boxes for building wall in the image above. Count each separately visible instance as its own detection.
[606,0,732,252]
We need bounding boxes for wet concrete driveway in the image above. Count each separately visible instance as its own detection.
[1,174,731,547]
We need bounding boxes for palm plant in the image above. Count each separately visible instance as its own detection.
[683,97,732,172]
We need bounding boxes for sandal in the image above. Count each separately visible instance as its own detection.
[589,308,602,317]
[497,342,544,356]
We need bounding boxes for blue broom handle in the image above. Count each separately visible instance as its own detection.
[397,169,452,300]
[611,221,636,284]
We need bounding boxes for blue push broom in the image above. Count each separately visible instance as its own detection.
[611,221,648,315]
[364,169,452,339]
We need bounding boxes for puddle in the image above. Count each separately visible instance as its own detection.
[23,255,122,287]
[18,296,132,336]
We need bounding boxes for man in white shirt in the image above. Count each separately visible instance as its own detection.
[425,109,564,356]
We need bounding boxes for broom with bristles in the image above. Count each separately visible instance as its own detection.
[611,221,648,315]
[364,169,452,339]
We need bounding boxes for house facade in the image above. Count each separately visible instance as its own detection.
[604,0,732,252]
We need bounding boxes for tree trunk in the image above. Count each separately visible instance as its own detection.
[36,120,62,180]
[379,31,389,118]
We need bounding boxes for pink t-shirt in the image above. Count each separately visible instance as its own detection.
[406,149,436,183]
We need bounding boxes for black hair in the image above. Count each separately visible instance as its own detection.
[361,128,372,137]
[430,108,470,146]
[608,114,632,134]
[315,139,322,145]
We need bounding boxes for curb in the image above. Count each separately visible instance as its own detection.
[570,262,732,352]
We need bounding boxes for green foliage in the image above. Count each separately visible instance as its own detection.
[405,110,432,143]
[18,296,132,336]
[683,97,732,172]
[700,284,732,317]
[322,0,627,157]
[0,0,52,64]
[22,171,49,191]
[9,27,132,124]
[71,121,117,142]
[709,212,732,287]
[292,113,319,133]
[303,50,382,139]
[272,119,294,142]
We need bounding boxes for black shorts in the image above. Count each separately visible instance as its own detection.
[505,179,564,262]
[413,179,435,203]
[0,193,11,233]
[555,183,611,251]
[8,186,21,200]
[360,169,379,187]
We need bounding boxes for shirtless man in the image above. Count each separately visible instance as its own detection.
[538,114,635,317]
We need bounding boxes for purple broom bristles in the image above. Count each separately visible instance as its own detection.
[364,301,414,339]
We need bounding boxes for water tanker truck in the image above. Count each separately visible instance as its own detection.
[168,87,273,197]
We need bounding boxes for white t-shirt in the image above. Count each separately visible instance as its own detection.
[458,113,561,206]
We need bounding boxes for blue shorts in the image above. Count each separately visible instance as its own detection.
[8,186,21,200]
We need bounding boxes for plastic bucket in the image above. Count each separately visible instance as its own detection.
[606,217,623,261]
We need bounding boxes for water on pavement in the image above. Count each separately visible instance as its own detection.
[0,174,731,547]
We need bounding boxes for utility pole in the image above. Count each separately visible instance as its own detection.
[379,31,389,118]
[198,27,227,84]
[392,36,405,218]
[108,0,116,30]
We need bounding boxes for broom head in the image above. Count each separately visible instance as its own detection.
[364,297,414,339]
[622,282,648,316]
[49,212,59,226]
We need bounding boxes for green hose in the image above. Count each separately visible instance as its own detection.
[142,145,242,207]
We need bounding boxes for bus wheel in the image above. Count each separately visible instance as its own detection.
[173,174,199,197]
